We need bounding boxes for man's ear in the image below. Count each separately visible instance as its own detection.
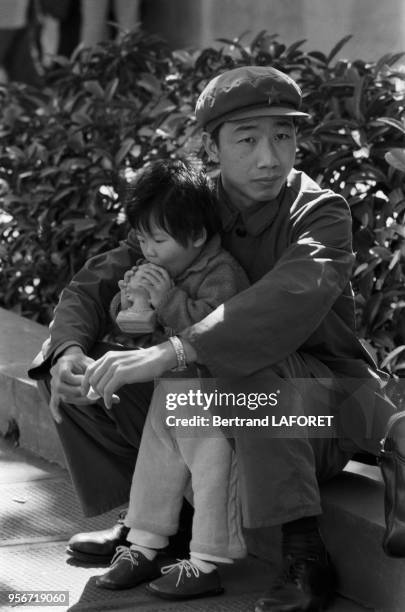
[202,131,219,163]
[192,227,207,248]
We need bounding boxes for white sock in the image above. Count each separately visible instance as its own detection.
[130,543,157,561]
[190,554,216,573]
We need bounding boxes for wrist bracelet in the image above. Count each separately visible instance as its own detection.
[169,336,188,371]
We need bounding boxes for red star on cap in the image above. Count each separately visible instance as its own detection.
[267,84,282,105]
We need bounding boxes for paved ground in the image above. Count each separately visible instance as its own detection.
[0,437,367,612]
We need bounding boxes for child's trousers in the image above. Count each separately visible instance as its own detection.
[124,382,246,560]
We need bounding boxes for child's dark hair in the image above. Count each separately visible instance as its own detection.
[125,159,221,247]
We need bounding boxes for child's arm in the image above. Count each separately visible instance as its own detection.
[155,259,249,332]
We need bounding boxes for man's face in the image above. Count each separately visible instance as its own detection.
[203,116,296,211]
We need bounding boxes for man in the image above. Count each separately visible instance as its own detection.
[30,66,397,611]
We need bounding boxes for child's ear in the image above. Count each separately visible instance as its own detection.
[202,131,219,163]
[192,227,207,248]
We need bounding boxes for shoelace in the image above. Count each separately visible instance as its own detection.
[161,559,200,587]
[110,545,140,568]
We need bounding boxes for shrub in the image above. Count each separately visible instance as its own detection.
[0,30,405,376]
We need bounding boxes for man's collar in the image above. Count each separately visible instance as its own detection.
[217,177,286,237]
[216,179,239,232]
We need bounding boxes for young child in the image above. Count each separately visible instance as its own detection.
[108,158,247,348]
[96,159,249,599]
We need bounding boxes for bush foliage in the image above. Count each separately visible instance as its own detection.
[1,30,405,375]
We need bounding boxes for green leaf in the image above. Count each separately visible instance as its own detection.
[307,50,327,63]
[390,222,405,238]
[380,345,405,370]
[285,39,307,57]
[62,218,98,231]
[313,119,358,133]
[137,73,162,95]
[353,262,370,276]
[6,146,25,160]
[385,149,405,173]
[326,35,353,65]
[374,52,405,75]
[389,249,402,270]
[148,98,177,119]
[71,110,92,126]
[105,78,119,102]
[59,158,89,172]
[369,246,392,261]
[115,138,136,166]
[376,117,405,135]
[83,80,105,98]
[172,50,195,68]
[52,187,78,203]
[352,76,365,121]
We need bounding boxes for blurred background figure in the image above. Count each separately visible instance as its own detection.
[0,0,42,86]
[80,0,142,47]
[40,0,80,59]
[39,0,142,62]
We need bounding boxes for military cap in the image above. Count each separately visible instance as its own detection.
[195,65,310,132]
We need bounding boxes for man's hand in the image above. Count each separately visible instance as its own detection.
[136,264,173,308]
[49,347,95,423]
[81,342,179,410]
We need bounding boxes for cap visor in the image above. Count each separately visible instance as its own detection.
[205,105,311,132]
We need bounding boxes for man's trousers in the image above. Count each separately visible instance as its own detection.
[37,344,395,525]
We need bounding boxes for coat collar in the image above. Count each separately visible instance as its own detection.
[175,234,222,281]
[217,176,287,237]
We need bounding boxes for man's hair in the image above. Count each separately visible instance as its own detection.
[126,159,221,247]
[209,125,221,146]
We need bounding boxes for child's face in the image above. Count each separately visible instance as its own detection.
[135,224,205,277]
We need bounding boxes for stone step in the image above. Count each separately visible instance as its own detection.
[247,461,405,610]
[1,309,404,609]
[321,461,405,610]
[0,307,65,466]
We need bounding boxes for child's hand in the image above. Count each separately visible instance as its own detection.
[118,267,148,309]
[118,277,133,309]
[122,267,138,286]
[136,264,173,308]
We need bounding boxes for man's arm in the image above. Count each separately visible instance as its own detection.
[78,195,355,406]
[180,195,355,377]
[28,235,140,380]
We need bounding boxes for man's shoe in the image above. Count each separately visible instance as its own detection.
[255,548,336,611]
[379,411,405,557]
[146,559,224,600]
[66,510,130,563]
[96,546,161,590]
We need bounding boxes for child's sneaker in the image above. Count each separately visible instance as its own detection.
[96,546,160,590]
[146,559,224,600]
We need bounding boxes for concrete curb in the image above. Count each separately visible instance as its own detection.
[0,307,65,466]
